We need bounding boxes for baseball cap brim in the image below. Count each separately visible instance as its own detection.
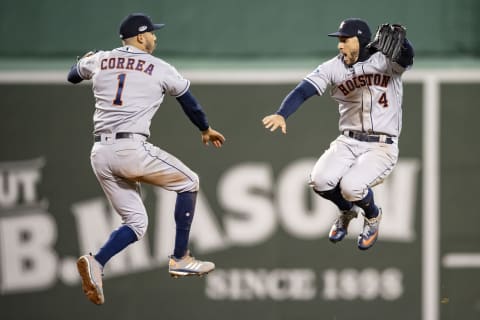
[152,23,165,30]
[327,31,353,37]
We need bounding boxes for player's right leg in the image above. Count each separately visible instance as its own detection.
[309,135,358,243]
[76,142,146,304]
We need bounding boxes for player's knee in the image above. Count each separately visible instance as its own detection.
[339,180,364,202]
[124,213,149,240]
[182,172,199,193]
[309,172,338,192]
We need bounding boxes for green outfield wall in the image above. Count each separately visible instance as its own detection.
[1,0,479,59]
[0,72,479,320]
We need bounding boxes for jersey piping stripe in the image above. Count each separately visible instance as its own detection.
[335,97,352,104]
[304,77,322,94]
[142,142,196,183]
[362,65,375,132]
[396,86,401,132]
[174,80,190,97]
[76,63,87,80]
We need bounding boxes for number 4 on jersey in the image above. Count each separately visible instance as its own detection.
[113,73,126,106]
[378,92,388,107]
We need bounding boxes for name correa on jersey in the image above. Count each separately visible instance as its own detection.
[337,74,390,95]
[100,57,154,76]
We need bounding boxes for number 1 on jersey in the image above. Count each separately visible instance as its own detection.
[113,73,126,106]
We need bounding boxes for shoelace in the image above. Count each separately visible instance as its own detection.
[170,252,201,266]
[361,216,380,236]
[337,212,357,228]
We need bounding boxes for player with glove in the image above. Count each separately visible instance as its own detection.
[262,18,414,250]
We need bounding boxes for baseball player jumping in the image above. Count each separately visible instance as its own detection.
[67,13,225,305]
[263,18,414,250]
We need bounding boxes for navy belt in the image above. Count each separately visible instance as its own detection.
[94,132,147,142]
[343,130,394,144]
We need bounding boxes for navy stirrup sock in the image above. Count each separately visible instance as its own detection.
[95,225,138,267]
[173,191,197,259]
[314,185,353,211]
[354,188,379,219]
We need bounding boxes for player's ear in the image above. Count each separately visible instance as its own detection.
[136,33,145,44]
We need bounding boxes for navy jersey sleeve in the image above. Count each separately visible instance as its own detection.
[67,63,83,84]
[396,39,415,68]
[276,80,317,119]
[176,90,210,131]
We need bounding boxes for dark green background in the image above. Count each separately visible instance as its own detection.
[439,84,480,319]
[1,0,479,59]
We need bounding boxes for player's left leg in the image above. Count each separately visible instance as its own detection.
[138,142,215,277]
[354,188,383,250]
[340,142,399,250]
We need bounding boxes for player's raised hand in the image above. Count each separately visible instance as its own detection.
[201,127,225,148]
[262,114,287,134]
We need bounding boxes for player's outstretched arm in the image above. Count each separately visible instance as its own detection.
[201,127,225,148]
[262,80,317,135]
[176,90,210,130]
[176,90,225,148]
[262,114,287,134]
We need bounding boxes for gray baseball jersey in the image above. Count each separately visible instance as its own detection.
[305,52,406,137]
[77,45,190,136]
[307,52,408,201]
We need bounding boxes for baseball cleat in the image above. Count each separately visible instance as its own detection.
[168,250,215,278]
[329,205,362,243]
[358,208,383,250]
[77,253,105,305]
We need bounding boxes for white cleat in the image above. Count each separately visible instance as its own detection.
[77,253,105,305]
[168,250,215,278]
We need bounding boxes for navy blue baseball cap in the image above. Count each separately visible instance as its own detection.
[328,18,371,41]
[119,13,165,39]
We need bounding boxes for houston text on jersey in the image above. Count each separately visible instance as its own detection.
[337,73,390,95]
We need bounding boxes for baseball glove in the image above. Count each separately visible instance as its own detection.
[367,24,406,62]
